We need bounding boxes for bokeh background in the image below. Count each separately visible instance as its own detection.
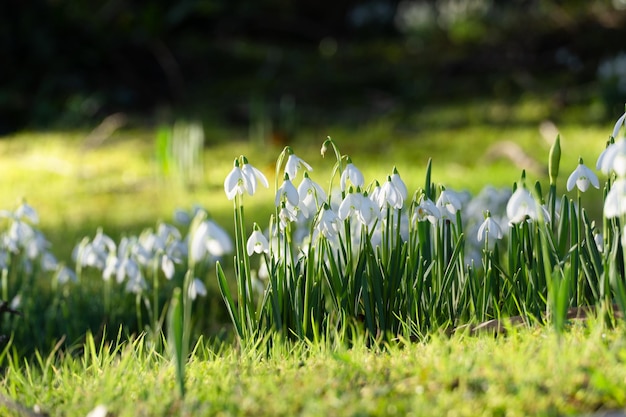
[3,0,626,134]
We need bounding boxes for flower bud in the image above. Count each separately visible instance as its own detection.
[548,135,561,185]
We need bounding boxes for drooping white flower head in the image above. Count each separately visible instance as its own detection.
[189,220,233,263]
[15,202,39,224]
[390,167,408,203]
[225,157,269,199]
[340,159,365,191]
[316,204,341,239]
[246,223,270,256]
[188,278,207,300]
[506,185,539,224]
[377,176,403,210]
[275,174,300,207]
[298,173,327,216]
[413,195,440,225]
[224,159,249,200]
[278,202,298,230]
[436,187,463,218]
[284,148,313,179]
[604,178,626,218]
[477,212,504,244]
[358,191,381,227]
[596,138,626,177]
[566,158,600,192]
[338,188,362,221]
[241,157,269,195]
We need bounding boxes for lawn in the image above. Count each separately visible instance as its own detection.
[0,97,624,416]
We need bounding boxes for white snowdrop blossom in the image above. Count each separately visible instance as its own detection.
[190,220,233,263]
[506,186,539,224]
[161,254,176,279]
[377,176,403,209]
[278,203,298,230]
[316,204,341,239]
[224,157,269,199]
[596,138,626,177]
[15,202,39,224]
[241,158,269,195]
[340,160,365,191]
[298,174,327,216]
[246,225,270,256]
[390,167,408,203]
[188,278,207,300]
[275,175,300,207]
[566,159,599,192]
[285,151,313,179]
[436,188,463,217]
[477,214,503,243]
[56,266,77,285]
[338,190,362,221]
[604,178,626,218]
[358,192,381,227]
[414,196,440,225]
[224,159,249,200]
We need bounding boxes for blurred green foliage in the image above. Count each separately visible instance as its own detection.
[3,0,626,134]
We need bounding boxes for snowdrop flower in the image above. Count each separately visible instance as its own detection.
[316,204,341,239]
[298,173,327,216]
[275,174,300,207]
[340,159,365,191]
[390,167,408,203]
[247,224,269,256]
[597,138,626,176]
[284,148,313,179]
[15,202,39,224]
[506,185,539,224]
[188,278,207,300]
[338,189,362,221]
[377,176,403,209]
[224,159,249,199]
[55,265,77,285]
[436,187,463,217]
[190,220,233,263]
[224,157,269,199]
[604,178,626,218]
[161,254,176,279]
[477,212,503,244]
[241,157,269,195]
[414,196,440,225]
[358,191,381,227]
[566,158,599,192]
[278,202,298,230]
[125,273,147,294]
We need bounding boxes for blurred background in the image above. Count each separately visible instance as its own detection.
[3,0,626,134]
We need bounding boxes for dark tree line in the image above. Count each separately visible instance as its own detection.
[1,0,625,133]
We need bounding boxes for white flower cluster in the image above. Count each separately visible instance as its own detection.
[73,208,232,299]
[598,111,626,218]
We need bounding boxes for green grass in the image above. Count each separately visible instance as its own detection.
[3,322,626,416]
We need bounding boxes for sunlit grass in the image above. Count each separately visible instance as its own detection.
[4,322,626,416]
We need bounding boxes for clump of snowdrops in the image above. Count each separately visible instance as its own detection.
[217,110,626,343]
